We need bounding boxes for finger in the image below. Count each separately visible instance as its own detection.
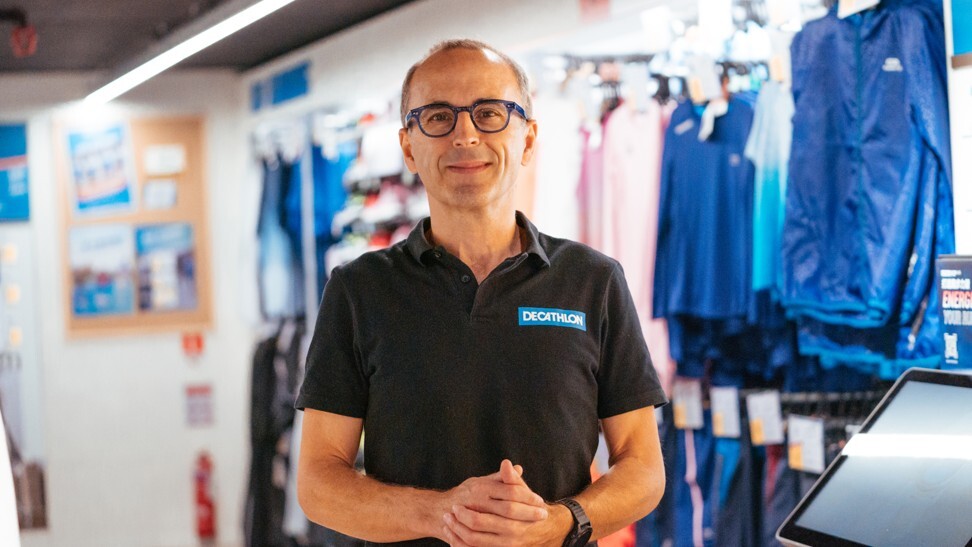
[487,482,545,507]
[456,502,546,528]
[500,459,525,486]
[474,498,549,522]
[442,522,472,547]
[513,464,524,476]
[445,511,499,547]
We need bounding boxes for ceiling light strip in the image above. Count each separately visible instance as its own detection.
[85,0,297,105]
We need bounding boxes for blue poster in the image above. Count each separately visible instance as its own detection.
[0,124,29,221]
[66,123,136,216]
[954,0,972,56]
[135,223,197,312]
[68,225,135,316]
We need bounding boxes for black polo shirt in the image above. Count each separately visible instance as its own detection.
[297,212,667,545]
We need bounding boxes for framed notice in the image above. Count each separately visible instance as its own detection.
[66,123,137,217]
[55,116,211,337]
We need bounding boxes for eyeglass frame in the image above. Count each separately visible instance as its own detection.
[404,99,529,138]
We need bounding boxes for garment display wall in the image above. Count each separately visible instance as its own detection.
[242,1,963,547]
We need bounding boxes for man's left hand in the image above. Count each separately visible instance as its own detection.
[442,459,570,547]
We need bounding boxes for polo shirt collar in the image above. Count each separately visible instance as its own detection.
[405,211,550,267]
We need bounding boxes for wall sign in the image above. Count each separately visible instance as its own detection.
[0,124,29,222]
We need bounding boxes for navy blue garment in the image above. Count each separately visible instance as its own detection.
[282,156,307,316]
[311,142,355,299]
[635,404,678,547]
[782,0,954,330]
[712,413,764,547]
[654,97,756,321]
[762,446,833,546]
[258,158,303,319]
[781,353,876,393]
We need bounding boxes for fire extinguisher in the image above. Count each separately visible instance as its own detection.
[195,451,217,543]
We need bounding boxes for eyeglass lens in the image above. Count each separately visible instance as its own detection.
[419,102,510,136]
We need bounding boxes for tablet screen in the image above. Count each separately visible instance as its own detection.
[780,375,972,547]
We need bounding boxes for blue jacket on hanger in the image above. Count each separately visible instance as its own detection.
[781,0,954,375]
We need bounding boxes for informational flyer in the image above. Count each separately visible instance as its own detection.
[66,123,136,217]
[135,223,197,312]
[0,124,29,222]
[68,225,135,316]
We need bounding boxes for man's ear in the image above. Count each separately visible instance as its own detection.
[399,127,418,174]
[520,119,538,166]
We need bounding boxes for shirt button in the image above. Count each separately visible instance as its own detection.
[460,274,471,283]
[433,251,442,259]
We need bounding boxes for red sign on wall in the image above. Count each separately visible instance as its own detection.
[182,332,204,357]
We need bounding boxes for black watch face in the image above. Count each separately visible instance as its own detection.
[572,524,592,547]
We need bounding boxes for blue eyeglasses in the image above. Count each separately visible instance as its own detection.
[405,99,529,138]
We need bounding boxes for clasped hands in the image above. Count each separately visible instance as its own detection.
[439,459,568,547]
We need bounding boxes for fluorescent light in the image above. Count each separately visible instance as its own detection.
[85,0,297,105]
[842,434,972,461]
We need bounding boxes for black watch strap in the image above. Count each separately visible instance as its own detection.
[556,498,593,547]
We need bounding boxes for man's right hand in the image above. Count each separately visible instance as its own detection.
[438,460,549,526]
[438,460,574,546]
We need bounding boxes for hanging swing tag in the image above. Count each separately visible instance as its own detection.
[746,390,785,445]
[838,0,879,19]
[710,386,741,438]
[672,378,704,430]
[787,415,826,473]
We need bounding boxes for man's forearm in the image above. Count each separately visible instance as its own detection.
[573,456,665,540]
[298,459,446,543]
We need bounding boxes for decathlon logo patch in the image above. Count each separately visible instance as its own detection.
[518,307,587,331]
[882,57,903,72]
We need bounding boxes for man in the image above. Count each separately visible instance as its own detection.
[296,39,667,546]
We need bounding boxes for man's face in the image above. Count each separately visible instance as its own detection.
[399,48,537,214]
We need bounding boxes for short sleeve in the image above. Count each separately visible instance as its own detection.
[597,263,669,418]
[295,269,369,417]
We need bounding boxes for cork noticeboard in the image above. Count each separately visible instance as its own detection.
[55,115,212,337]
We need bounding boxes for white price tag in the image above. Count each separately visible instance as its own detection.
[672,378,704,430]
[710,386,741,438]
[838,0,879,19]
[788,415,826,473]
[746,391,785,445]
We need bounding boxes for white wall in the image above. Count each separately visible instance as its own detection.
[944,1,972,254]
[242,0,675,125]
[0,69,254,547]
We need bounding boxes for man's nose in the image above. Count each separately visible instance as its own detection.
[452,111,480,147]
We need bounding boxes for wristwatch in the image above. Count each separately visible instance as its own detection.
[555,498,593,547]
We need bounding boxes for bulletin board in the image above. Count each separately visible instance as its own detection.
[54,116,212,337]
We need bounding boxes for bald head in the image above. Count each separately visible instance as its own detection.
[400,39,532,126]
